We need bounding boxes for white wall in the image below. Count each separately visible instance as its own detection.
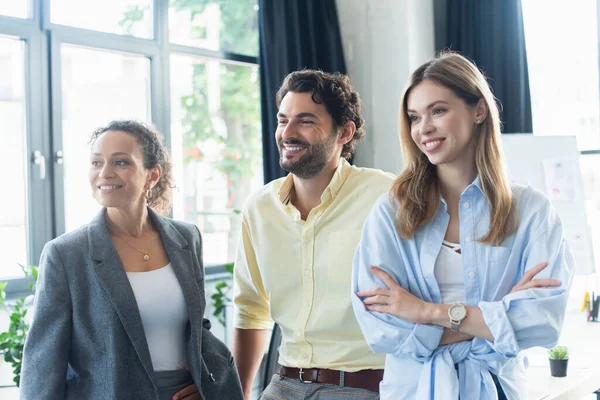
[336,0,435,174]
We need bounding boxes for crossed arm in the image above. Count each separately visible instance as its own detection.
[357,262,561,345]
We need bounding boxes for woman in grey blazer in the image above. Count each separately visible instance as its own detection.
[20,120,243,400]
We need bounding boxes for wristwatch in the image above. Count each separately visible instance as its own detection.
[448,303,467,332]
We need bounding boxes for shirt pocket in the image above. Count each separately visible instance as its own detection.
[485,246,513,294]
[326,230,363,284]
[489,246,512,268]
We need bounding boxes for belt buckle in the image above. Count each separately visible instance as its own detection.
[298,368,313,384]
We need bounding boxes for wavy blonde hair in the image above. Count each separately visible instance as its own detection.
[392,52,518,245]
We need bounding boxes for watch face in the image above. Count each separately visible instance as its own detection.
[450,305,467,320]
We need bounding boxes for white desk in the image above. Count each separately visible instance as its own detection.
[528,365,600,399]
[524,305,600,399]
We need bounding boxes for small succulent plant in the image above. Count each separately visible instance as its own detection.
[548,345,569,360]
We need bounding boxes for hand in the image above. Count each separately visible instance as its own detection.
[510,262,561,294]
[356,266,430,324]
[172,383,201,400]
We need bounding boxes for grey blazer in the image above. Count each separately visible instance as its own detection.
[20,208,243,400]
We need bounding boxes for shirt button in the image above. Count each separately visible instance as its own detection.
[296,330,302,337]
[305,269,310,276]
[469,271,475,278]
[304,237,311,244]
[302,353,309,359]
[466,236,472,243]
[463,202,470,209]
[305,301,310,307]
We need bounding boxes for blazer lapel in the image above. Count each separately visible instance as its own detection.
[148,209,206,334]
[88,209,155,383]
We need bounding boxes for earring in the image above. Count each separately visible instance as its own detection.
[476,120,481,124]
[144,189,152,200]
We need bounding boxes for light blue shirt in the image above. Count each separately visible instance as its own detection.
[351,178,575,400]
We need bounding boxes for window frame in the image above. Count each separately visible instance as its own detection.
[0,0,259,296]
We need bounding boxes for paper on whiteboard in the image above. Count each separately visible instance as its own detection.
[542,159,577,202]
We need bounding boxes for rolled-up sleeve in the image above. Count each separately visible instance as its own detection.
[232,213,274,330]
[479,207,575,357]
[351,195,443,362]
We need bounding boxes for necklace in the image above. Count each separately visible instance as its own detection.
[109,226,154,261]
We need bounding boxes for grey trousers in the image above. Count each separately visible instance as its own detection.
[154,369,195,400]
[260,374,380,400]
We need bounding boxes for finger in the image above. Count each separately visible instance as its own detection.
[362,295,390,305]
[520,262,549,282]
[365,304,388,313]
[172,384,198,400]
[370,266,399,289]
[521,279,562,290]
[514,262,545,287]
[356,288,390,297]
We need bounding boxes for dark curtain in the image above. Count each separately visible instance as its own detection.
[258,0,347,183]
[443,0,532,134]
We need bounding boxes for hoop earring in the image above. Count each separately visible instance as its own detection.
[144,189,152,201]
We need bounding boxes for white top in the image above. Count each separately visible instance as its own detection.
[434,241,466,304]
[127,264,189,371]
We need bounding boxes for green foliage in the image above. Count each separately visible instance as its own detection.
[169,0,258,55]
[548,345,569,360]
[0,264,38,387]
[120,0,262,212]
[118,4,150,35]
[210,262,234,326]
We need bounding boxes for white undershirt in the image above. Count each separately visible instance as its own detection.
[126,264,189,371]
[434,241,467,304]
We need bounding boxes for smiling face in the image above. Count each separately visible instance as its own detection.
[275,91,342,179]
[88,130,160,211]
[407,79,485,170]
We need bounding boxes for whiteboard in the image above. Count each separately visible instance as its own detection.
[501,134,595,275]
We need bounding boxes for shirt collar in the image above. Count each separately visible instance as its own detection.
[440,175,485,212]
[465,175,485,196]
[277,158,352,205]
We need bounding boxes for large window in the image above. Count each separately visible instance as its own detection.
[0,37,28,278]
[169,0,259,56]
[170,55,262,264]
[522,0,600,274]
[0,1,30,19]
[51,0,154,38]
[61,46,152,231]
[0,1,261,285]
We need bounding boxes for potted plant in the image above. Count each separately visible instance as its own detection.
[548,345,569,377]
[210,262,234,327]
[0,264,38,387]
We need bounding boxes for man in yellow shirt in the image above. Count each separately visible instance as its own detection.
[232,70,394,399]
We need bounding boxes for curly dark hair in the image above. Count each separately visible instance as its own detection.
[276,70,365,159]
[89,120,174,215]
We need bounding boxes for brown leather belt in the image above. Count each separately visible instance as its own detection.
[275,363,383,393]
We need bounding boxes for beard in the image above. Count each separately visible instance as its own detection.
[278,133,338,179]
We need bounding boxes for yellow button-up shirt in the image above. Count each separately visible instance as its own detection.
[233,159,394,371]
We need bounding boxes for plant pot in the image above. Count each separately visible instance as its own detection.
[549,358,568,377]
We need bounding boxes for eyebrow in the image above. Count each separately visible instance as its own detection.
[277,112,319,120]
[407,100,449,113]
[91,152,130,157]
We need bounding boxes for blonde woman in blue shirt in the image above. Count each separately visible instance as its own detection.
[351,52,575,399]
